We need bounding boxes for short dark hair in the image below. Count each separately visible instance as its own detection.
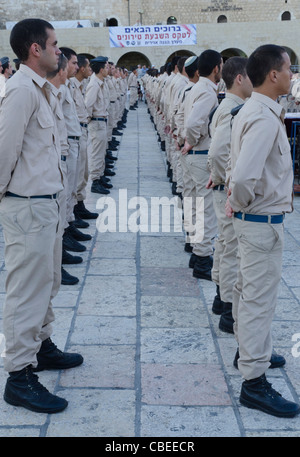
[77,55,89,69]
[177,56,188,74]
[185,57,199,79]
[246,44,287,88]
[90,60,106,74]
[59,47,77,60]
[10,18,54,62]
[222,56,248,89]
[171,55,180,71]
[198,49,222,77]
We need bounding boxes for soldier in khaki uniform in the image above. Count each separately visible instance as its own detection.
[182,50,222,281]
[0,18,83,414]
[47,54,84,284]
[85,56,111,195]
[206,57,253,333]
[227,44,300,418]
[128,66,138,110]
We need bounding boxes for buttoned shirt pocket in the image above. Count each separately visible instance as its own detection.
[36,110,55,148]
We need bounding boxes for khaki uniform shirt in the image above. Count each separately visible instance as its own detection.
[106,75,117,103]
[60,79,82,137]
[85,73,110,120]
[70,76,89,124]
[0,64,63,198]
[229,92,293,215]
[207,93,245,185]
[184,77,219,151]
[128,72,137,89]
[173,81,195,146]
[48,83,69,157]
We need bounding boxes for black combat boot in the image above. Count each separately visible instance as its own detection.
[219,302,234,333]
[192,255,213,281]
[4,365,68,413]
[91,179,110,195]
[240,373,300,418]
[34,337,83,372]
[212,285,224,315]
[61,267,79,285]
[233,348,286,370]
[66,221,92,242]
[74,200,98,220]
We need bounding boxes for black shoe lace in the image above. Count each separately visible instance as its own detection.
[262,377,282,399]
[26,368,49,395]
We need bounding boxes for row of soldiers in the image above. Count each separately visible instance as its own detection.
[0,47,138,285]
[142,48,300,418]
[47,50,135,286]
[0,50,140,288]
[0,19,143,414]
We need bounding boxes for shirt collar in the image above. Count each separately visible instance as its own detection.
[251,91,284,119]
[226,92,246,105]
[199,76,219,92]
[19,63,47,89]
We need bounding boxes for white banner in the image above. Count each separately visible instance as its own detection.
[109,24,197,48]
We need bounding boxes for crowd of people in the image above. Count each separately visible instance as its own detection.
[0,18,140,414]
[0,17,299,420]
[142,48,300,418]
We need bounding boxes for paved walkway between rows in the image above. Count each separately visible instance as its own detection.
[0,101,300,438]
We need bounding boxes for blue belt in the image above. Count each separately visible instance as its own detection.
[213,185,225,191]
[6,191,57,199]
[187,150,209,155]
[234,212,284,224]
[68,136,80,141]
[61,155,66,161]
[80,122,88,128]
[92,117,107,122]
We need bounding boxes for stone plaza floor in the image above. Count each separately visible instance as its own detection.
[0,100,300,438]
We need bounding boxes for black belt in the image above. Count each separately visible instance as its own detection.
[80,122,88,128]
[6,191,57,199]
[110,101,115,103]
[61,155,66,161]
[187,150,209,155]
[234,212,284,224]
[213,185,225,191]
[91,117,107,122]
[68,136,80,141]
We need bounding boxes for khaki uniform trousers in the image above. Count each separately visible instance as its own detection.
[59,158,68,232]
[183,154,217,256]
[212,189,238,303]
[129,87,138,107]
[66,138,80,223]
[88,119,108,181]
[76,125,89,203]
[107,103,114,142]
[232,218,284,380]
[0,196,62,373]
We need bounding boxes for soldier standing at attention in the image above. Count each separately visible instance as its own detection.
[0,18,83,414]
[227,44,300,418]
[182,50,222,281]
[206,56,253,333]
[70,55,99,222]
[85,56,111,195]
[128,66,138,110]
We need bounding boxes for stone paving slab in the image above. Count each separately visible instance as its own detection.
[0,100,300,438]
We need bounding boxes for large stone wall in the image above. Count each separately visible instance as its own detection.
[1,19,300,70]
[1,0,300,28]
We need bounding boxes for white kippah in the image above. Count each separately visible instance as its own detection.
[185,56,197,67]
